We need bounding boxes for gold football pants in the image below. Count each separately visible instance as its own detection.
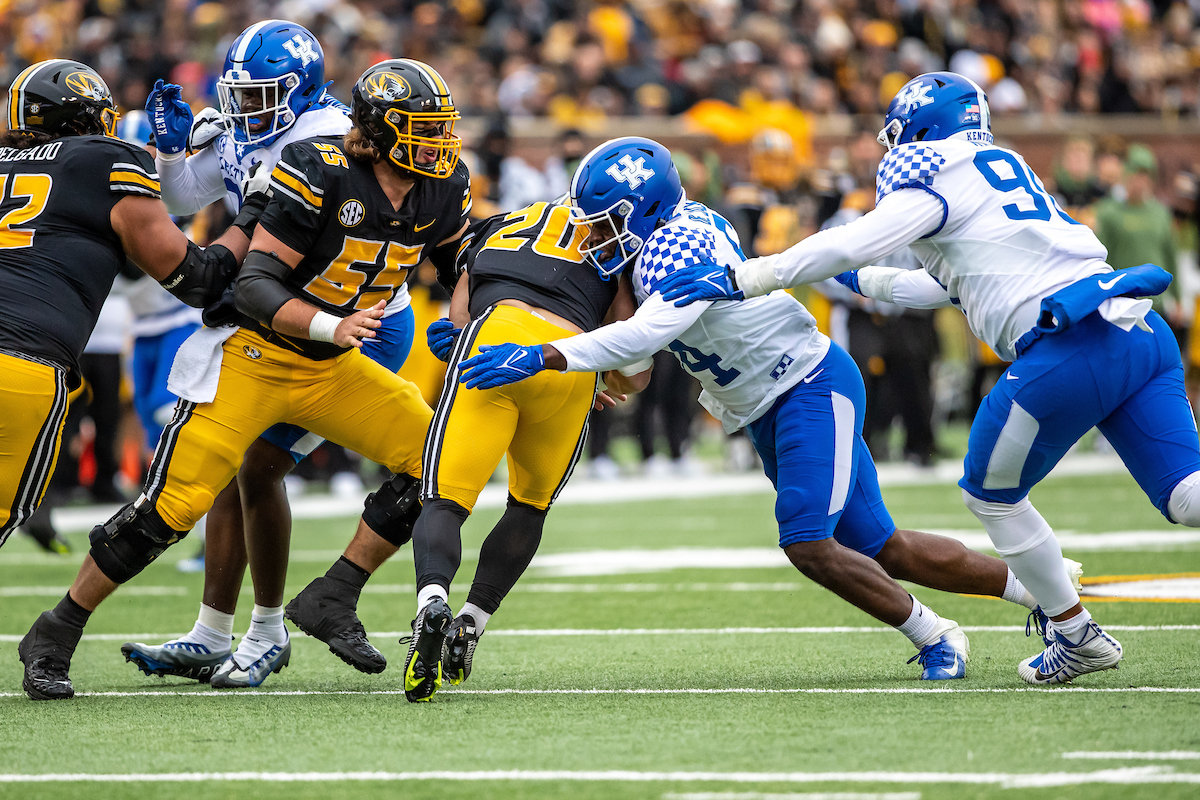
[147,328,433,532]
[0,351,69,548]
[422,305,595,512]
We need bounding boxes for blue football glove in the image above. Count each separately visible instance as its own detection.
[426,318,461,362]
[145,79,194,155]
[657,262,744,307]
[833,270,863,296]
[458,343,546,390]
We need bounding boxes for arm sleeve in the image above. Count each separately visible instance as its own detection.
[733,188,946,296]
[156,147,227,216]
[551,293,710,373]
[258,143,327,254]
[857,266,954,309]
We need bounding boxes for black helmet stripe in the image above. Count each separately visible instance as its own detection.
[8,58,71,130]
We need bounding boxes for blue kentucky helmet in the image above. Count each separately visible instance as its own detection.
[878,71,992,150]
[216,19,329,147]
[569,136,683,278]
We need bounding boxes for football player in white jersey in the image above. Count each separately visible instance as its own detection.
[657,73,1200,685]
[458,136,1078,681]
[123,22,417,685]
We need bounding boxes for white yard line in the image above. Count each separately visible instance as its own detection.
[662,794,921,800]
[1062,752,1200,761]
[0,687,1198,700]
[0,766,1197,787]
[1,624,1196,643]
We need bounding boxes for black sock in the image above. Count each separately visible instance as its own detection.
[466,496,547,614]
[412,499,469,592]
[53,593,91,629]
[326,556,370,596]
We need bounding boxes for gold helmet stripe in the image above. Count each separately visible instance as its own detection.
[397,58,451,103]
[9,59,73,131]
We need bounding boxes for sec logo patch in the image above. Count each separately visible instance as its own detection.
[243,345,262,360]
[339,199,365,227]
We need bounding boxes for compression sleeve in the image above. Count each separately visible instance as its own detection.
[733,189,946,297]
[234,250,297,325]
[857,266,954,309]
[550,293,709,373]
[156,146,228,216]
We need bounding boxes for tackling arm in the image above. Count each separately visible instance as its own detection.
[855,265,953,309]
[156,144,228,216]
[733,189,946,297]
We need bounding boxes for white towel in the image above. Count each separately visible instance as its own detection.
[1099,296,1154,333]
[167,326,237,403]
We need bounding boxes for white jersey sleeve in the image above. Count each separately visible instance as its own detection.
[157,146,227,216]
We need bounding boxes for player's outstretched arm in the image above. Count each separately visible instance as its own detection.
[841,265,954,309]
[111,195,252,308]
[235,227,381,349]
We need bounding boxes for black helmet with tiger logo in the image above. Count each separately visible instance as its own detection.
[350,59,461,179]
[7,59,118,138]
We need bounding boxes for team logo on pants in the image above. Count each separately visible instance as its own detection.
[243,345,262,360]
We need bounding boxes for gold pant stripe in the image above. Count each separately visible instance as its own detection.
[146,329,433,532]
[421,305,596,513]
[0,353,69,546]
[422,307,495,499]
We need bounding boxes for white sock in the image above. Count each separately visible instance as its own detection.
[417,584,448,612]
[1002,569,1038,609]
[187,604,234,653]
[1051,607,1092,644]
[896,595,942,648]
[244,604,286,645]
[458,601,491,634]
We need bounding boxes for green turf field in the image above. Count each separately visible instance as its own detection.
[1,468,1198,799]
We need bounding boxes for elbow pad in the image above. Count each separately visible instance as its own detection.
[158,241,237,308]
[430,240,461,294]
[235,250,296,325]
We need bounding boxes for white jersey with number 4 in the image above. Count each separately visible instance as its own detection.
[883,138,1109,359]
[551,199,830,432]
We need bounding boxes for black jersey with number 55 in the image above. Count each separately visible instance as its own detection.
[256,135,471,359]
[0,135,160,378]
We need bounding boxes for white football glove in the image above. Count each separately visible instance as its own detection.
[239,160,273,201]
[187,107,225,153]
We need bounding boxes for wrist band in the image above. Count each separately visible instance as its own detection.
[309,311,341,343]
[618,358,653,377]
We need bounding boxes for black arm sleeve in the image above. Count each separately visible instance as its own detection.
[430,238,463,294]
[234,250,299,325]
[158,241,237,308]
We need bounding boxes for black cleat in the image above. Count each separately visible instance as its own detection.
[402,597,452,702]
[285,577,386,674]
[18,611,83,700]
[23,523,71,555]
[442,613,480,686]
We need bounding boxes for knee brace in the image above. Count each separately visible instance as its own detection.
[88,500,188,584]
[1168,472,1200,526]
[961,490,1052,557]
[362,472,422,547]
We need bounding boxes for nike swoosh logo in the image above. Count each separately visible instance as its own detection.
[1036,664,1068,681]
[414,219,436,232]
[1098,274,1125,291]
[801,368,824,384]
[1006,373,1019,380]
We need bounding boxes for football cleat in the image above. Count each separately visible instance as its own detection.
[18,610,83,701]
[442,613,480,686]
[285,577,386,674]
[210,634,292,688]
[1064,557,1084,592]
[121,638,230,683]
[402,597,452,702]
[1026,607,1053,647]
[1018,621,1122,685]
[907,622,969,680]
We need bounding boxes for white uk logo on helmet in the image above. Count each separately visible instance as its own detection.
[282,35,319,67]
[898,81,935,113]
[606,155,655,190]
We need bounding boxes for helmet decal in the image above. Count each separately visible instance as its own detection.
[896,80,935,114]
[364,72,411,103]
[605,155,656,190]
[64,71,108,102]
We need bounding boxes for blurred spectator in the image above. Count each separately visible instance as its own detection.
[1053,137,1106,216]
[1095,145,1182,343]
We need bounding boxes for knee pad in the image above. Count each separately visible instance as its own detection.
[961,489,1052,557]
[88,500,188,584]
[362,473,422,547]
[1167,471,1200,526]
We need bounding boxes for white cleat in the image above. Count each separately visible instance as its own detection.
[1018,621,1122,685]
[908,619,969,680]
[1064,557,1084,592]
[210,632,291,688]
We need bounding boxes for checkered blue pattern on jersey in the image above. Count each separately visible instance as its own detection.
[876,144,946,204]
[638,224,717,297]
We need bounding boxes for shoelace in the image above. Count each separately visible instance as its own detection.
[906,642,954,669]
[1026,608,1049,640]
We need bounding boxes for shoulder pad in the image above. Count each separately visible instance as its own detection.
[637,221,717,297]
[875,143,947,205]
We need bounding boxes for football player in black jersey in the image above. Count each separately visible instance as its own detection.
[401,201,650,701]
[18,59,470,699]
